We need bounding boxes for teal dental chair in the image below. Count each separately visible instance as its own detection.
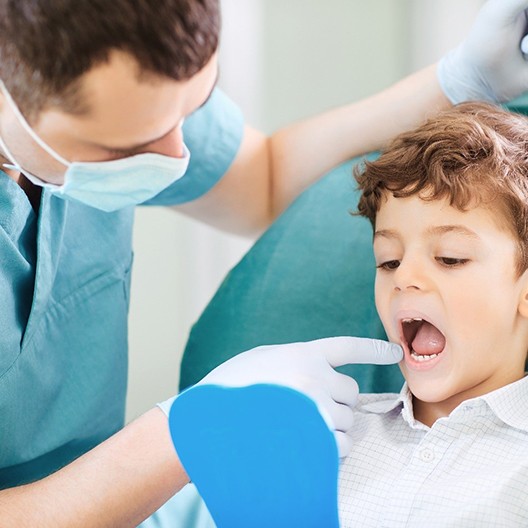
[179,155,403,394]
[179,98,528,394]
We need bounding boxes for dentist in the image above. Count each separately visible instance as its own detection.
[1,1,528,526]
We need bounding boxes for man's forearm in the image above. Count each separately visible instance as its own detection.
[0,408,189,528]
[268,64,450,215]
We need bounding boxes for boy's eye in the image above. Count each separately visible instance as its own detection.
[376,260,400,271]
[435,257,469,267]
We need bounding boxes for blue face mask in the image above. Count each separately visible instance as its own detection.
[0,81,190,212]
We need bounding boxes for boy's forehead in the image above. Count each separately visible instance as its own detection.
[376,193,455,226]
[374,193,510,241]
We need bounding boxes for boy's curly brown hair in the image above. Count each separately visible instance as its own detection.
[355,102,528,276]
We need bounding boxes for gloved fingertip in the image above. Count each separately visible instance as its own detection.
[389,343,404,362]
[521,34,528,58]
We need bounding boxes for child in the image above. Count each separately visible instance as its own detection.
[339,102,528,526]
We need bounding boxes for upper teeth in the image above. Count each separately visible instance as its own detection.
[402,318,423,324]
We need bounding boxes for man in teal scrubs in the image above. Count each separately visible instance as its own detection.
[1,0,528,526]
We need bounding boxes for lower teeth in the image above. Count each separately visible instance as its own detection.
[411,351,438,362]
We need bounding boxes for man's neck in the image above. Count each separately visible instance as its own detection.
[19,173,42,212]
[0,153,21,183]
[0,154,42,212]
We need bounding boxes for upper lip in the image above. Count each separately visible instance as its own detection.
[394,309,445,356]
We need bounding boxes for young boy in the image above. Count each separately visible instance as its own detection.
[339,102,528,526]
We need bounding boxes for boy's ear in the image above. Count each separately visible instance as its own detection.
[518,270,528,319]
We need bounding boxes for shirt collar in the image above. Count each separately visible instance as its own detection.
[479,374,528,432]
[361,383,429,430]
[361,376,528,433]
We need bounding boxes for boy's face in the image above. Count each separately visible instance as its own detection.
[373,193,528,416]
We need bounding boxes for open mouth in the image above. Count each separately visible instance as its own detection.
[400,317,446,363]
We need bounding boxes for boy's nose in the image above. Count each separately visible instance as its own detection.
[393,258,427,292]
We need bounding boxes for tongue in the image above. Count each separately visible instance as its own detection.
[411,320,445,355]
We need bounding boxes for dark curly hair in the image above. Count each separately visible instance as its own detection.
[0,0,220,120]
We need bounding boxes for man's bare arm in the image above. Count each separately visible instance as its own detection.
[176,64,448,236]
[178,0,528,236]
[0,408,188,528]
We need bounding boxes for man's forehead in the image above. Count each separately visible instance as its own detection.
[34,50,218,150]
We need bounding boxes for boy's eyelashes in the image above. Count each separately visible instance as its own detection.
[376,260,400,271]
[375,256,470,271]
[435,257,470,267]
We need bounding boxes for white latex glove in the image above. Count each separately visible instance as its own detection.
[159,337,403,457]
[437,0,528,103]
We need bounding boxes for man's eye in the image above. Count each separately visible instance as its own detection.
[106,148,139,159]
[435,257,469,267]
[376,260,400,271]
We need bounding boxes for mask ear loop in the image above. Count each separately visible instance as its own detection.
[0,81,71,168]
[0,121,61,189]
[0,132,19,168]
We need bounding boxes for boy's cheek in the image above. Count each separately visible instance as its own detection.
[374,291,391,332]
[376,309,397,343]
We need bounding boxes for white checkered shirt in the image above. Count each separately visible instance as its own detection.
[338,376,528,527]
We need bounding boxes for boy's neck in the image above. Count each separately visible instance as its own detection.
[412,370,526,428]
[412,395,463,427]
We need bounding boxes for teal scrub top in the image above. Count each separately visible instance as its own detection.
[0,88,243,489]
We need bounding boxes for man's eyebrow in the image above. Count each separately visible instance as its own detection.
[99,125,179,154]
[96,71,220,154]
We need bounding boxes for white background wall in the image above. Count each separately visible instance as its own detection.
[126,0,484,421]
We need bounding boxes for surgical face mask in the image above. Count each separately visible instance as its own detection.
[0,81,190,212]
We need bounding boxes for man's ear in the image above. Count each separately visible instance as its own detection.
[518,269,528,319]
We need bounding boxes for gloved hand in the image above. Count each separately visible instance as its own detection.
[437,0,528,104]
[159,337,403,457]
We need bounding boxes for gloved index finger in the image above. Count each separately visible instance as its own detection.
[316,336,403,367]
[487,0,528,21]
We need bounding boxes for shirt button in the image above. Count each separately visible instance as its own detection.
[419,447,435,462]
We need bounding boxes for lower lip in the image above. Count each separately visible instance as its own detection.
[403,347,445,371]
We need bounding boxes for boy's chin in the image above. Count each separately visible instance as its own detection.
[406,377,456,405]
